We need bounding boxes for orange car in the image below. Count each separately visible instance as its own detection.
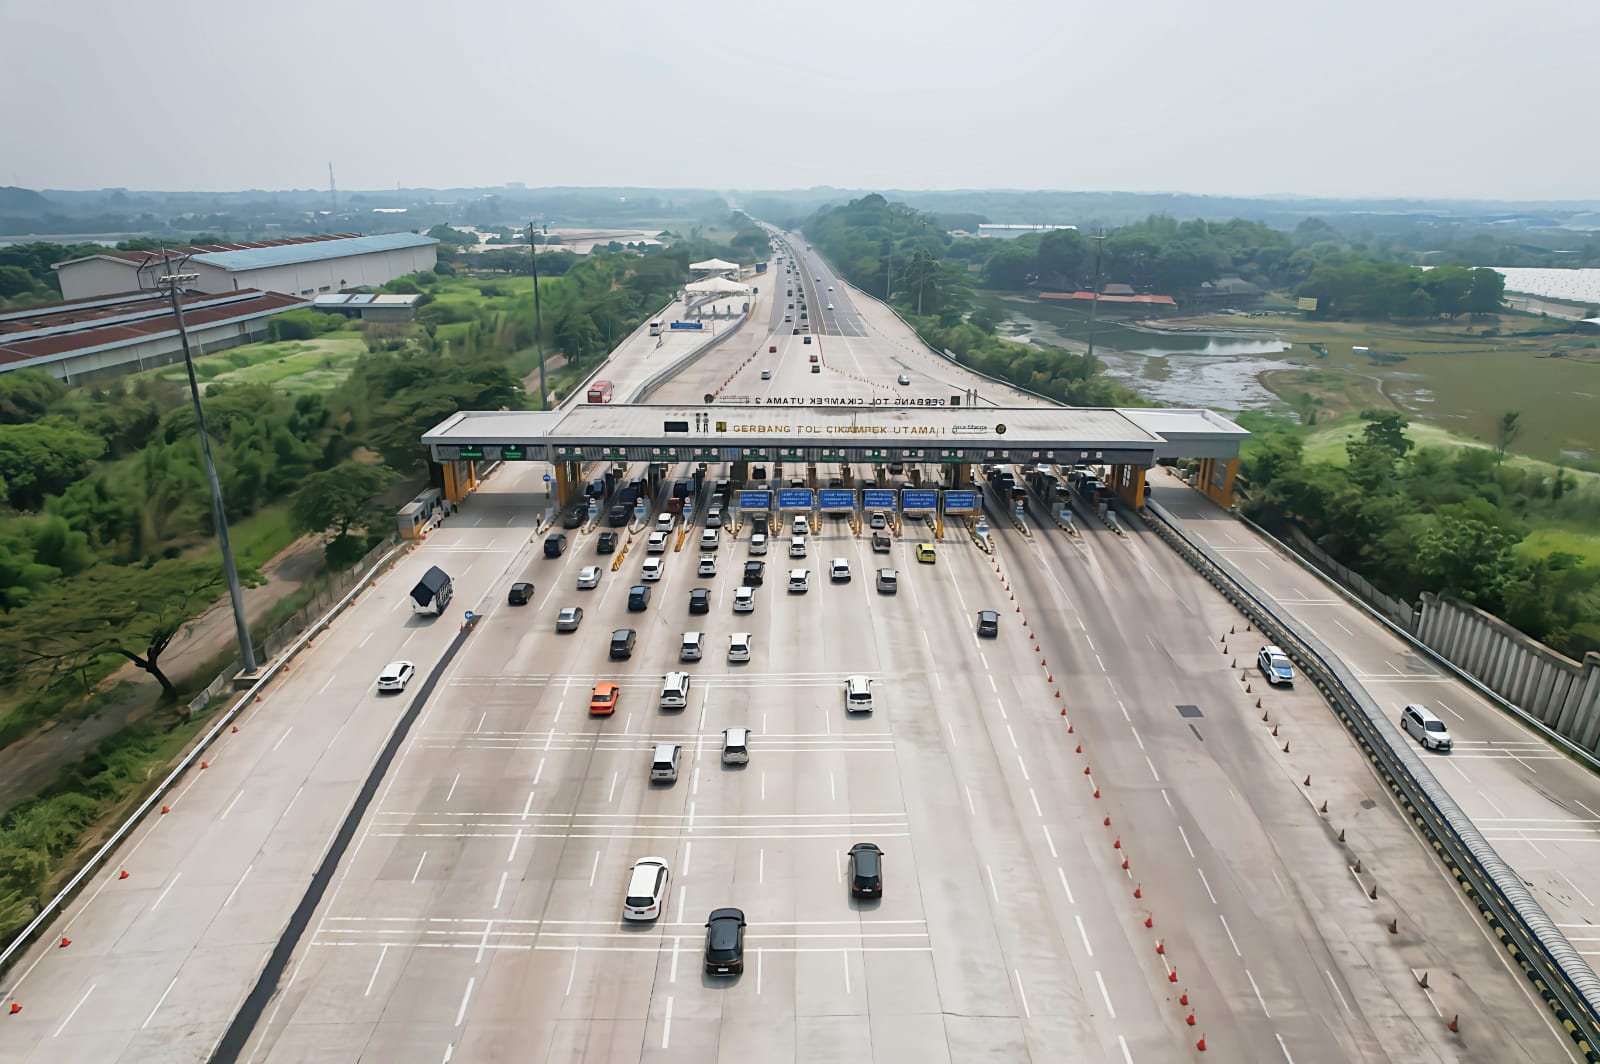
[589,681,620,716]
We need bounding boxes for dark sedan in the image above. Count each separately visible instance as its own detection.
[704,907,746,974]
[848,842,884,898]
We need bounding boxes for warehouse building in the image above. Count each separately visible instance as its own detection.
[0,288,307,383]
[52,232,439,301]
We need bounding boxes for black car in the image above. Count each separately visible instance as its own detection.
[751,514,769,536]
[743,561,765,586]
[848,843,883,898]
[544,532,568,558]
[609,628,637,660]
[628,585,651,612]
[689,588,711,614]
[607,504,630,527]
[704,907,746,974]
[561,506,586,530]
[977,610,1000,638]
[507,581,534,606]
[596,531,618,554]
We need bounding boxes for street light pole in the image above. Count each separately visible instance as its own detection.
[884,199,893,303]
[1084,231,1105,381]
[529,219,546,407]
[158,258,257,673]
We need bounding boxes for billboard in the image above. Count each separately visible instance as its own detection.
[818,489,855,511]
[737,490,772,511]
[901,490,939,512]
[942,490,977,514]
[1297,296,1318,312]
[862,489,898,511]
[777,489,815,510]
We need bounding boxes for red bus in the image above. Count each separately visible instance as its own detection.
[587,380,614,404]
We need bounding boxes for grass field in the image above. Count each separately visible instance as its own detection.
[151,334,368,396]
[1516,526,1600,567]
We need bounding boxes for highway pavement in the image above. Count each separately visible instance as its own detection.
[0,233,1581,1062]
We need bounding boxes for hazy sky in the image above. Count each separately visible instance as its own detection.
[4,0,1595,200]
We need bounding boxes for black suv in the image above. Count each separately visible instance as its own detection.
[704,908,746,974]
[743,561,766,586]
[561,505,586,529]
[688,588,711,614]
[609,628,637,660]
[544,533,568,558]
[628,585,651,612]
[848,842,884,898]
[596,531,618,554]
[507,581,534,606]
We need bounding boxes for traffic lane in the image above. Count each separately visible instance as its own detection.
[1145,472,1600,930]
[1042,517,1568,1056]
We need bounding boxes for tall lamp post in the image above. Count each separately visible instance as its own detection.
[1084,231,1105,382]
[158,260,257,672]
[529,219,547,407]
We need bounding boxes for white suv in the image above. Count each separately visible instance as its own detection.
[623,857,670,921]
[733,586,755,613]
[647,531,669,554]
[844,675,873,713]
[1400,703,1453,751]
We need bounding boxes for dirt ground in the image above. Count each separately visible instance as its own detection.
[0,535,328,814]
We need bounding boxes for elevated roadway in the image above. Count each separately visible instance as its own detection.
[0,231,1586,1063]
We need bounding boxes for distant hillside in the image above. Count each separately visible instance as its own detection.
[0,186,52,215]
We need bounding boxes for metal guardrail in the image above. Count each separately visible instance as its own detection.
[0,538,412,978]
[1139,498,1600,1060]
[629,310,752,403]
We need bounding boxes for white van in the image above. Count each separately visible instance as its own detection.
[660,672,691,710]
[680,631,704,662]
[650,743,681,782]
[788,569,809,593]
[844,675,874,713]
[876,568,898,594]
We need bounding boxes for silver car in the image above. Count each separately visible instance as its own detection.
[556,606,584,632]
[577,565,601,589]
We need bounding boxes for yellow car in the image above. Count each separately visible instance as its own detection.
[915,543,937,564]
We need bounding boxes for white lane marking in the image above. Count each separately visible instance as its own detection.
[1058,866,1075,904]
[1118,700,1130,722]
[1085,635,1095,651]
[359,632,374,648]
[588,851,600,887]
[272,727,294,752]
[152,872,182,912]
[411,852,427,884]
[1094,969,1117,1019]
[493,871,509,909]
[53,982,96,1038]
[757,949,764,994]
[965,786,976,816]
[454,976,475,1026]
[1161,789,1173,810]
[1219,914,1242,956]
[1435,699,1465,722]
[223,864,253,908]
[507,829,522,863]
[522,791,535,818]
[842,949,851,994]
[142,976,178,1028]
[1029,789,1042,817]
[1014,969,1031,1018]
[1017,754,1030,781]
[947,721,958,748]
[985,865,999,903]
[830,772,837,801]
[1042,824,1058,859]
[670,937,680,983]
[1146,756,1161,782]
[683,841,692,878]
[979,652,989,669]
[760,848,765,884]
[1118,1036,1133,1063]
[1277,1033,1297,1062]
[1178,825,1195,858]
[675,885,686,924]
[608,772,618,803]
[933,673,942,690]
[1332,618,1353,635]
[1007,724,1018,749]
[475,711,487,734]
[446,773,460,803]
[364,944,390,996]
[1560,871,1596,908]
[1075,914,1094,956]
[566,955,577,995]
[761,772,766,801]
[1197,867,1217,904]
[1247,968,1272,1017]
[475,922,492,964]
[220,792,244,821]
[1129,726,1144,751]
[1324,968,1352,1012]
[1095,654,1106,671]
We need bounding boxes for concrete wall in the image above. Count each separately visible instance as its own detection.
[1418,593,1600,752]
[56,258,143,301]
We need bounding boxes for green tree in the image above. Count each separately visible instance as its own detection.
[0,422,105,511]
[1494,411,1522,465]
[0,370,67,424]
[291,463,398,564]
[981,244,1034,290]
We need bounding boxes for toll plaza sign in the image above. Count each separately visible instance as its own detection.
[750,397,948,408]
[902,490,939,512]
[738,490,772,512]
[862,489,897,511]
[817,489,855,511]
[943,490,977,514]
[777,489,815,510]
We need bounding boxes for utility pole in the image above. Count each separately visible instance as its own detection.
[529,219,546,407]
[157,255,257,673]
[884,199,893,303]
[1084,230,1105,381]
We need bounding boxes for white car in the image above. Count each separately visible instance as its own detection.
[733,586,755,613]
[897,374,911,386]
[577,565,601,589]
[377,661,416,692]
[623,857,670,921]
[1401,703,1453,752]
[869,511,888,530]
[829,558,850,582]
[749,533,768,555]
[844,675,873,713]
[700,529,720,551]
[641,558,664,582]
[698,555,717,576]
[729,632,752,662]
[647,531,669,554]
[655,513,676,532]
[789,536,807,558]
[827,285,834,292]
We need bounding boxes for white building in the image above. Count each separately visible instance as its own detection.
[52,232,439,301]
